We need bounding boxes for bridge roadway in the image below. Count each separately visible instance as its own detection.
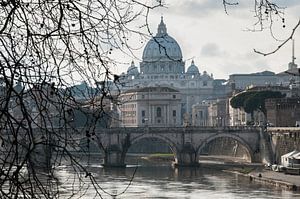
[90,126,271,167]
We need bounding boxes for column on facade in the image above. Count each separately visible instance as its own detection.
[165,104,168,125]
[151,105,155,125]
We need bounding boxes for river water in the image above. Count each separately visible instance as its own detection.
[53,155,300,199]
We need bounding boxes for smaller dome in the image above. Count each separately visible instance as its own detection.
[202,70,212,80]
[186,60,199,74]
[127,61,139,75]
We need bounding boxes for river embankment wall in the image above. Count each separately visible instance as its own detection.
[268,128,300,163]
[225,169,300,191]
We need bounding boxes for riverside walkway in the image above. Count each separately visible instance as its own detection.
[249,170,300,191]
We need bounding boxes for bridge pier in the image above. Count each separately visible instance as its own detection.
[29,143,52,171]
[173,145,199,167]
[173,153,199,167]
[102,145,126,167]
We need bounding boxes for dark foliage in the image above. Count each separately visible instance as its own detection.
[230,90,285,116]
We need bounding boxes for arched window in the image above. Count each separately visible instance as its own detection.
[157,107,161,117]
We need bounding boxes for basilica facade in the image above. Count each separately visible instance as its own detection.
[118,17,228,127]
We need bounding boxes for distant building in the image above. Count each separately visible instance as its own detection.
[228,105,250,126]
[191,102,209,126]
[265,97,300,127]
[119,87,181,127]
[114,18,300,127]
[228,71,278,90]
[116,17,229,126]
[207,99,229,127]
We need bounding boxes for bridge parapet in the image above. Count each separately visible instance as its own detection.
[267,127,300,133]
[97,126,261,135]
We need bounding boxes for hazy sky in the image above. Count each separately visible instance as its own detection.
[115,0,300,79]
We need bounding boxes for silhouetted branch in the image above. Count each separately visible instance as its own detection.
[223,0,300,56]
[222,0,239,14]
[0,0,162,198]
[254,19,300,56]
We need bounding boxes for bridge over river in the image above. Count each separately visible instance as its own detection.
[91,126,272,167]
[0,126,273,168]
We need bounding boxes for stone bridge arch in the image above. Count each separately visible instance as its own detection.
[197,133,254,162]
[95,127,263,167]
[129,133,198,166]
[128,133,179,156]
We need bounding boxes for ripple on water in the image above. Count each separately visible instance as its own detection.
[51,165,300,199]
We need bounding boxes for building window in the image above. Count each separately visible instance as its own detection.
[142,110,145,117]
[142,95,145,99]
[199,111,203,119]
[173,110,176,117]
[157,107,161,117]
[203,81,207,86]
[172,94,176,99]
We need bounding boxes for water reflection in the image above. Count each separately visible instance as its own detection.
[28,153,297,199]
[53,161,300,199]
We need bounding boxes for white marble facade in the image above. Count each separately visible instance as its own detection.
[119,87,181,127]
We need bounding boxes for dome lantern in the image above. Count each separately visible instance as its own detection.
[157,16,167,36]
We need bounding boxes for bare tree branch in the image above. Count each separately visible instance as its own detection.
[0,0,162,198]
[254,19,300,56]
[222,0,239,14]
[222,0,300,56]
